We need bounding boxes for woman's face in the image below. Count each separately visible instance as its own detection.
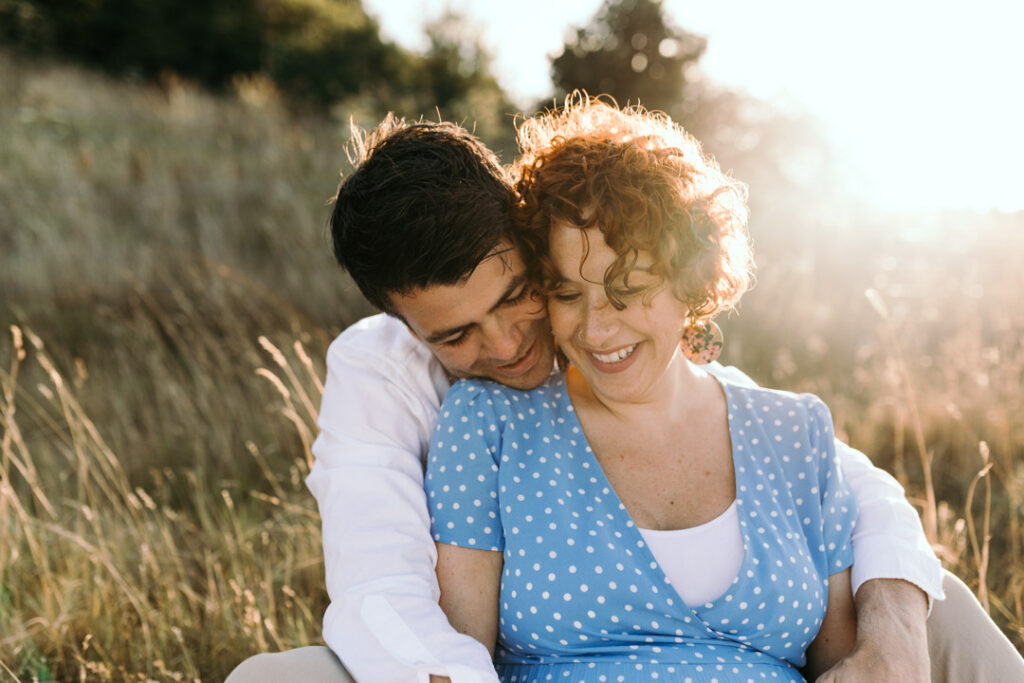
[547,221,689,405]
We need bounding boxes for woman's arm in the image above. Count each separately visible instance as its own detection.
[803,568,857,681]
[436,543,504,657]
[425,380,509,681]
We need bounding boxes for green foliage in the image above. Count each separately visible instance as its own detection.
[262,0,409,108]
[0,0,264,86]
[415,11,518,156]
[0,0,517,121]
[420,11,504,111]
[550,0,706,117]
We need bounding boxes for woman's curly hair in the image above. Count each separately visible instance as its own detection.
[513,94,754,323]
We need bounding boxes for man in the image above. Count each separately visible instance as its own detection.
[227,116,1024,682]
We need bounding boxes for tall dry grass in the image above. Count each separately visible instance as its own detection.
[1,54,361,680]
[1,54,1022,680]
[1,326,325,681]
[721,207,1024,647]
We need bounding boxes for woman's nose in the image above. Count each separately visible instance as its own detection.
[578,297,619,346]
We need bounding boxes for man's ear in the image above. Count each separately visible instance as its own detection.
[391,312,421,341]
[384,300,420,340]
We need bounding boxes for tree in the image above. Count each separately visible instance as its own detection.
[261,0,412,108]
[549,0,706,118]
[0,0,265,88]
[415,11,517,154]
[0,0,517,128]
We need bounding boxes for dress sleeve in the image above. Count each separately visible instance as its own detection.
[427,381,505,552]
[718,364,943,604]
[806,396,857,576]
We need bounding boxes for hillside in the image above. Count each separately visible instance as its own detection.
[1,56,1021,680]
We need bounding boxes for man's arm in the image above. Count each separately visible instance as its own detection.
[306,334,499,683]
[829,441,940,681]
[817,578,929,682]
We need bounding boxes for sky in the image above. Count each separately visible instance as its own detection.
[362,0,1024,213]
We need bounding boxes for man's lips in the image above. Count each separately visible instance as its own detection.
[494,337,541,377]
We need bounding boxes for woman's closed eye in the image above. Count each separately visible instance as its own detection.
[551,289,580,303]
[610,286,645,300]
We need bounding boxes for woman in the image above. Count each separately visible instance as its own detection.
[425,98,857,682]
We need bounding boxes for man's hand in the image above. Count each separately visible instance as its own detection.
[816,578,929,682]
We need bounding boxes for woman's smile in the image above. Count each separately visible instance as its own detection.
[547,222,689,404]
[585,342,641,372]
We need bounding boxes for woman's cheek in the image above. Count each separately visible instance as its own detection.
[546,303,574,345]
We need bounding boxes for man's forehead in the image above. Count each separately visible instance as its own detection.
[467,242,520,279]
[392,241,522,299]
[388,242,527,337]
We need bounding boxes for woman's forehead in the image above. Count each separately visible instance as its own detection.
[549,223,656,278]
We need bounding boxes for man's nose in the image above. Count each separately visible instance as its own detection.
[482,314,523,361]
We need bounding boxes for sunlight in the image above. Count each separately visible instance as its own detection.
[365,0,1023,212]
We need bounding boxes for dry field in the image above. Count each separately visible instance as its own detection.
[1,55,1022,681]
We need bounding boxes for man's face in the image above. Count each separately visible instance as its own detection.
[389,242,556,390]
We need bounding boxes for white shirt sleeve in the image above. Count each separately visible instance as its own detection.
[705,361,945,605]
[306,326,500,683]
[835,440,945,605]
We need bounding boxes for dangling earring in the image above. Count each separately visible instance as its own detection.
[681,320,723,364]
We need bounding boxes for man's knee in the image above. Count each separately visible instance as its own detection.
[928,571,969,631]
[225,646,353,683]
[927,570,1024,683]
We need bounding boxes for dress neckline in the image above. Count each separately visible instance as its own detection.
[555,373,754,614]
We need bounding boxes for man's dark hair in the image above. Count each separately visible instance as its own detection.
[330,115,516,314]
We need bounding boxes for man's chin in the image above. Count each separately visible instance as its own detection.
[489,369,545,390]
[486,343,555,390]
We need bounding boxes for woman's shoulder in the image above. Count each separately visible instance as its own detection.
[721,380,831,427]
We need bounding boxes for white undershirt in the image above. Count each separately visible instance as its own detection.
[638,500,744,606]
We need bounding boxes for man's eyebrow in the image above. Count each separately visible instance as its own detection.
[489,272,527,314]
[422,273,528,345]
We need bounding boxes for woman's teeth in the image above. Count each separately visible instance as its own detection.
[592,344,638,363]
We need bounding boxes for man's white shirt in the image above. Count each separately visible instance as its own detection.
[305,314,944,683]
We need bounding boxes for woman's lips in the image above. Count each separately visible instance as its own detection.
[584,341,641,374]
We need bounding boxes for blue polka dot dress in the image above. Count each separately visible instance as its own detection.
[426,373,856,683]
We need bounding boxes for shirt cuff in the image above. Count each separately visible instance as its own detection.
[849,533,945,615]
[361,595,500,683]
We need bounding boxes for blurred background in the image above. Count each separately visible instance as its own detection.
[1,0,1021,679]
